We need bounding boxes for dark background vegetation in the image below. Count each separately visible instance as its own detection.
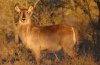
[0,0,100,65]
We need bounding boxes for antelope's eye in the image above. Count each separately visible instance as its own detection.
[27,11,29,13]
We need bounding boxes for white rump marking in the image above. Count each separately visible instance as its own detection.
[71,27,76,43]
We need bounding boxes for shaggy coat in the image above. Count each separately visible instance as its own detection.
[15,6,80,65]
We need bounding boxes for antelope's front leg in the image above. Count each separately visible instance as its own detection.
[32,48,41,65]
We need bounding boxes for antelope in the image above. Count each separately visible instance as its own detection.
[15,3,79,65]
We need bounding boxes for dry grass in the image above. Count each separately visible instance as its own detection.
[0,0,99,65]
[0,36,98,65]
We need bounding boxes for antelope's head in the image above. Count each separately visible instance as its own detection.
[15,6,33,24]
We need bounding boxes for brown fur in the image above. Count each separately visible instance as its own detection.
[15,6,80,65]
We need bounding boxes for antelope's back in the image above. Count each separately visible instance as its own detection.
[31,24,74,44]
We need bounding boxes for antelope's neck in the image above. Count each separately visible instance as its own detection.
[18,19,32,38]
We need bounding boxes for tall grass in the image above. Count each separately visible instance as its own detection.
[0,0,99,65]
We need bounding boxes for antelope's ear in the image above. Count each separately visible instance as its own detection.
[28,6,33,13]
[15,6,20,13]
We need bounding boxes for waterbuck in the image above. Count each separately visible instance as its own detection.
[15,5,79,65]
